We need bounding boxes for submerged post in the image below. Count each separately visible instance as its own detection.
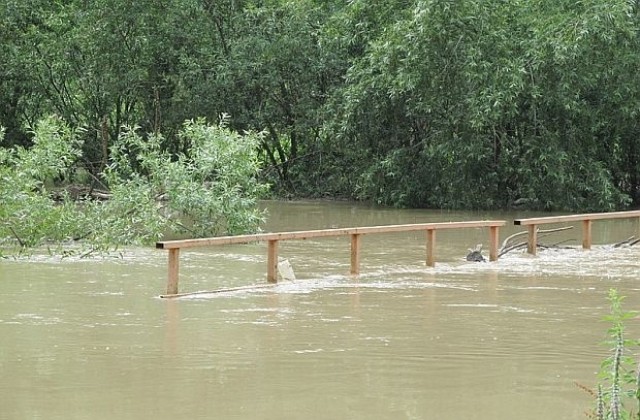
[426,229,436,267]
[489,226,499,262]
[167,248,180,295]
[267,240,279,283]
[350,234,361,275]
[527,225,537,255]
[582,219,592,250]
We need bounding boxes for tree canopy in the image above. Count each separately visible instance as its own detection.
[2,0,640,215]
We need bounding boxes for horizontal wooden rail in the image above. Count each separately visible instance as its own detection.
[514,210,640,255]
[156,220,506,297]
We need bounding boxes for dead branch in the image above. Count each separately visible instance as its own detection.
[500,231,528,250]
[500,226,574,250]
[497,226,640,258]
[498,226,575,257]
[548,239,576,248]
[498,241,528,257]
[613,236,636,248]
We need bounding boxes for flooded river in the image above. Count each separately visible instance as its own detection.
[1,200,639,419]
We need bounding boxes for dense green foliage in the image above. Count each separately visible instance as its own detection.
[2,0,640,210]
[0,116,266,255]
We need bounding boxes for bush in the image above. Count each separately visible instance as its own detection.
[0,115,268,256]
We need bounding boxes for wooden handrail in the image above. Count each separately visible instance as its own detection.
[514,210,640,225]
[514,210,640,255]
[155,221,506,250]
[156,220,506,297]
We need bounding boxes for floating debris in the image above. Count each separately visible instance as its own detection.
[277,258,296,281]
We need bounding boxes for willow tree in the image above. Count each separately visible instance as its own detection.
[211,0,346,194]
[5,0,640,210]
[3,0,243,178]
[323,0,635,210]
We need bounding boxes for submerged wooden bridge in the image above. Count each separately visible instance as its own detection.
[156,210,640,298]
[156,220,505,297]
[514,210,640,255]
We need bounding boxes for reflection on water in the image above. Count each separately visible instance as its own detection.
[1,200,639,419]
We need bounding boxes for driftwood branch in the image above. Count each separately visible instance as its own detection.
[497,226,575,257]
[496,225,640,258]
[613,236,640,248]
[500,231,528,250]
[614,236,636,248]
[500,226,574,250]
[498,241,527,257]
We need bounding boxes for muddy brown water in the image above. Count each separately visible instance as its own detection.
[1,200,639,419]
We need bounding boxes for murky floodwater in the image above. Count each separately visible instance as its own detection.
[1,200,640,420]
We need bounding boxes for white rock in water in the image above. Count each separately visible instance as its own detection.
[277,258,296,281]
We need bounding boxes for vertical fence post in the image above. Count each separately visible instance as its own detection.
[489,226,499,262]
[527,225,537,255]
[426,229,436,267]
[582,219,592,250]
[167,248,180,295]
[350,234,361,275]
[267,240,279,283]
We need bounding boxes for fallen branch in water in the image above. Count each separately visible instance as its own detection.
[548,239,576,248]
[160,283,278,299]
[472,224,640,260]
[497,241,527,257]
[497,226,576,257]
[613,236,640,248]
[500,226,574,250]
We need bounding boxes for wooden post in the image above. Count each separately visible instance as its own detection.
[489,226,499,262]
[267,240,279,283]
[527,225,537,255]
[350,234,361,275]
[167,248,180,295]
[582,219,592,250]
[426,229,436,267]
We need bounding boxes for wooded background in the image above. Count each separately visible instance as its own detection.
[3,0,640,211]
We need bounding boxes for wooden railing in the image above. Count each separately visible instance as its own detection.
[514,210,640,255]
[156,220,506,296]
